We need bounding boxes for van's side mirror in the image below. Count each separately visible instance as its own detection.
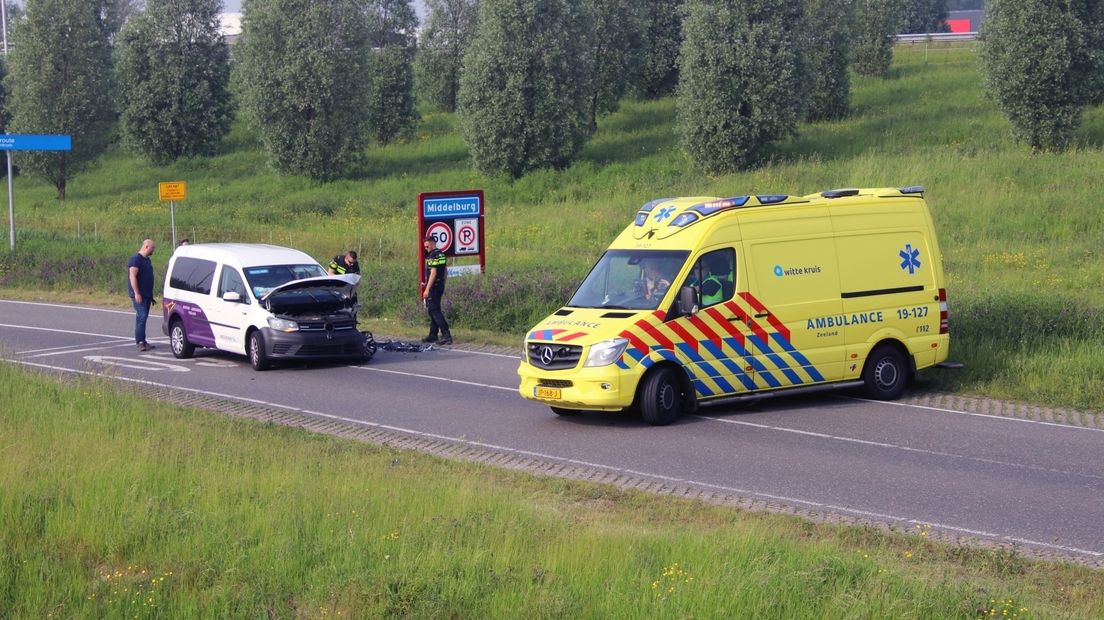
[223,291,242,303]
[678,286,699,316]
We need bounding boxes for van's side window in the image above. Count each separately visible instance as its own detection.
[685,249,735,309]
[169,257,217,295]
[218,266,248,302]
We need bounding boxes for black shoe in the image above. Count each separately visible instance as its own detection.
[421,336,438,343]
[437,336,453,346]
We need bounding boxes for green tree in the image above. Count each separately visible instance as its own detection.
[6,0,114,199]
[586,0,646,131]
[1072,0,1104,106]
[2,2,24,44]
[115,0,232,165]
[634,0,684,99]
[235,0,372,181]
[458,0,594,178]
[803,0,855,122]
[979,0,1099,151]
[415,0,480,113]
[364,0,419,144]
[901,0,948,34]
[678,0,808,173]
[98,0,144,40]
[0,59,8,133]
[853,0,902,77]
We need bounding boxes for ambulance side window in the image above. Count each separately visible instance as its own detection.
[692,249,735,309]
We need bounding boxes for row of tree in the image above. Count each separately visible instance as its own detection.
[979,0,1104,152]
[0,0,1097,199]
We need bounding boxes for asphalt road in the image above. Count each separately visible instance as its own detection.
[2,298,1102,563]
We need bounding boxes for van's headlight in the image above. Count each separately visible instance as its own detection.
[267,317,299,332]
[584,338,629,367]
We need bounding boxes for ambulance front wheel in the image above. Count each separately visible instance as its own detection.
[640,367,682,426]
[862,344,908,400]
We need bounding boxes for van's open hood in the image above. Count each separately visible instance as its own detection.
[260,274,359,314]
[261,274,359,300]
[525,307,646,347]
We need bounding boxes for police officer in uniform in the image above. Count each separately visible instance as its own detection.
[328,251,360,275]
[421,233,452,345]
[700,255,730,306]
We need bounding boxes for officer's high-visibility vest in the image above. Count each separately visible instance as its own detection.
[701,274,724,305]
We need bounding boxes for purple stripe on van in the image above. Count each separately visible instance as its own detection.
[164,299,216,347]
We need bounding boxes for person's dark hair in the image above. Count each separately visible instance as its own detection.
[347,250,358,260]
[179,239,190,246]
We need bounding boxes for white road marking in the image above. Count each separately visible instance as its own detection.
[694,414,1104,482]
[847,395,1104,433]
[84,355,190,372]
[353,364,516,392]
[26,342,144,358]
[9,356,1102,559]
[0,299,164,318]
[17,338,133,355]
[0,323,135,340]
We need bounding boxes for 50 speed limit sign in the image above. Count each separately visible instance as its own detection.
[425,221,453,251]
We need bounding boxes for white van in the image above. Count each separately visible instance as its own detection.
[161,243,365,370]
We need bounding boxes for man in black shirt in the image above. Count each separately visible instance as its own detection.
[127,238,157,351]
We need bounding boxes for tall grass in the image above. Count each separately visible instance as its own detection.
[2,43,1103,408]
[3,362,1102,617]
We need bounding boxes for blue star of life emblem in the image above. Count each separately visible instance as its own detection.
[899,244,921,274]
[653,207,675,222]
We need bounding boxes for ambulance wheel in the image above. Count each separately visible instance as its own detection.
[169,319,194,359]
[550,406,580,416]
[640,367,681,426]
[862,344,908,400]
[248,330,270,371]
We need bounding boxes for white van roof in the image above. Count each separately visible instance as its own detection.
[172,243,320,269]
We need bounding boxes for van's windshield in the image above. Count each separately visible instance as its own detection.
[567,250,689,310]
[243,264,327,299]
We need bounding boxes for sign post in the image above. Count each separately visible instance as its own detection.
[0,134,73,251]
[158,181,187,248]
[417,190,486,294]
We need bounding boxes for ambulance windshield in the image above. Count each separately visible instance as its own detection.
[567,249,689,310]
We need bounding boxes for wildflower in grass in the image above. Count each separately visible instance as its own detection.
[651,563,693,601]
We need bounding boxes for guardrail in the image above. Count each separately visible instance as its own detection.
[896,32,978,43]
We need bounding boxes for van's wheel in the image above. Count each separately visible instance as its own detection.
[169,320,195,359]
[550,406,580,416]
[640,367,682,426]
[862,344,908,400]
[248,330,270,371]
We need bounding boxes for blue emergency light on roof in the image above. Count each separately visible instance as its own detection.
[821,188,860,198]
[636,197,675,226]
[756,194,789,204]
[899,185,925,195]
[670,212,699,227]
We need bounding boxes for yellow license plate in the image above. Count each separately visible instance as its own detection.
[534,386,561,399]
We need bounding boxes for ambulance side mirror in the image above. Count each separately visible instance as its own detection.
[678,286,699,316]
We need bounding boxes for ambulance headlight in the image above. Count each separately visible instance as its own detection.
[267,317,299,332]
[584,338,629,367]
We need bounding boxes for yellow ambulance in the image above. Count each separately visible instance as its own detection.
[517,187,952,425]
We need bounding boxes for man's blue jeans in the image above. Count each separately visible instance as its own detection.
[132,297,152,345]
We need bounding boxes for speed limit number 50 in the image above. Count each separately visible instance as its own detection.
[425,221,453,252]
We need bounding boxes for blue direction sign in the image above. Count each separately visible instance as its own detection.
[0,134,73,151]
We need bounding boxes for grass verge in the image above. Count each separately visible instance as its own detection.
[2,362,1102,617]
